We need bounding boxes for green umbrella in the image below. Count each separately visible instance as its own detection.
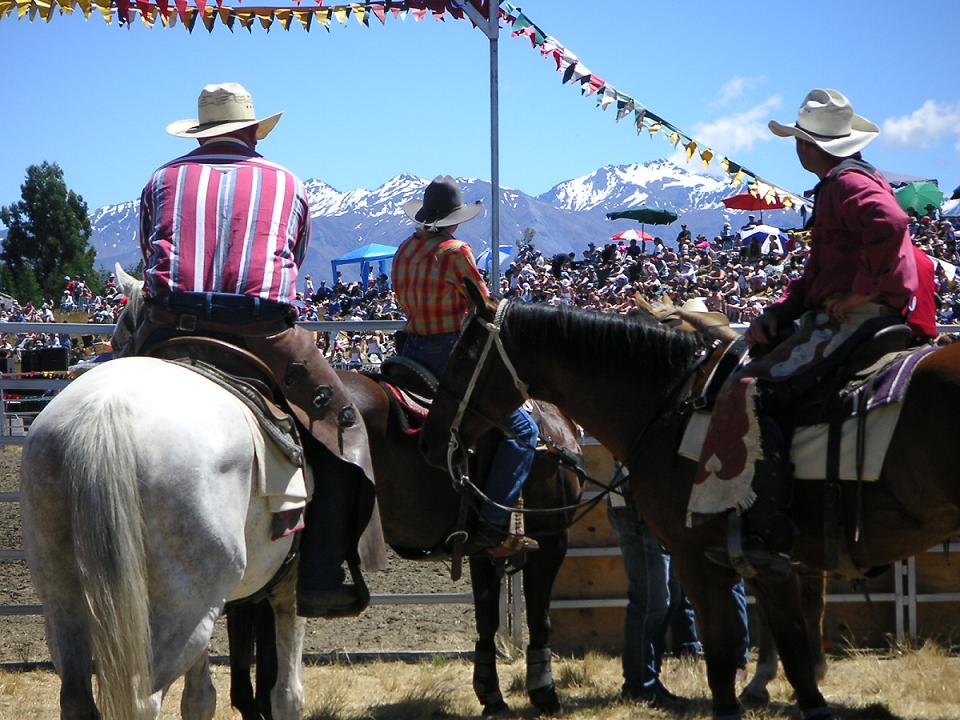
[606,205,678,239]
[895,182,943,216]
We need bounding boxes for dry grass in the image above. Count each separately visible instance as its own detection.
[0,645,958,719]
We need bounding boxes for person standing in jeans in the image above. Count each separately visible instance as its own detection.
[608,464,749,705]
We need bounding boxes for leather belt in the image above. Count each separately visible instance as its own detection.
[145,301,294,338]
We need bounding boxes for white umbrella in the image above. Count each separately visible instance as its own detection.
[740,224,789,255]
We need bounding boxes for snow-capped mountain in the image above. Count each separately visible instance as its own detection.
[86,160,804,282]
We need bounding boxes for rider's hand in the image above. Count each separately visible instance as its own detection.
[745,308,780,347]
[824,292,874,323]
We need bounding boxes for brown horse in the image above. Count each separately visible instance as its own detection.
[418,282,960,720]
[227,367,584,718]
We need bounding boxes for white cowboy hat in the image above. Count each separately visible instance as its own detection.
[769,88,878,157]
[166,82,282,140]
[402,175,483,228]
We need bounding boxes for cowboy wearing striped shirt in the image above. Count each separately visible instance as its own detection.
[135,83,381,619]
[392,176,539,556]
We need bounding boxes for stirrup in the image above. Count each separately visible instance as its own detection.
[487,533,540,558]
[704,513,794,580]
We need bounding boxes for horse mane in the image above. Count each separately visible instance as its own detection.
[501,301,704,380]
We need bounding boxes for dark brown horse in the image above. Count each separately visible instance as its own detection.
[227,367,584,718]
[418,282,960,720]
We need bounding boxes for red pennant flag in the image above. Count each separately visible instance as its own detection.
[135,0,151,20]
[156,0,169,18]
[194,0,206,20]
[371,2,385,23]
[116,0,130,24]
[174,0,188,24]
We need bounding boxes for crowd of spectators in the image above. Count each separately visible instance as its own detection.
[0,214,957,371]
[293,214,959,367]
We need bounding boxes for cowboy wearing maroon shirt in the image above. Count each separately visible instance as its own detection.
[698,89,918,577]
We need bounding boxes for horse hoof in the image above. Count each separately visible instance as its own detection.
[481,699,510,716]
[739,685,770,707]
[529,683,561,715]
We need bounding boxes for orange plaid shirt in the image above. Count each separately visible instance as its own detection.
[392,231,487,335]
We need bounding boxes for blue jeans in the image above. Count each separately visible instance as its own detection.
[608,501,689,691]
[607,496,751,691]
[401,332,537,528]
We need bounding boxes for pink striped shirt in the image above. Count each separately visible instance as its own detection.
[139,140,310,305]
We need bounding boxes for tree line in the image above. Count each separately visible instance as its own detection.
[0,162,105,305]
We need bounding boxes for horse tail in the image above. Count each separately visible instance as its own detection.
[65,391,152,720]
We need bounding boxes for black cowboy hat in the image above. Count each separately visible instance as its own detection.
[402,175,483,228]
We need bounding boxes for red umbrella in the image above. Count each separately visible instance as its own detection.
[722,192,786,211]
[722,192,786,223]
[611,228,654,242]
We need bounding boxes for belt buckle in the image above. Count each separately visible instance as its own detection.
[176,314,198,332]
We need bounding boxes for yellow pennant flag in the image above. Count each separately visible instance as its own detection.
[201,4,216,32]
[56,0,73,14]
[315,8,331,28]
[668,131,680,146]
[782,196,795,209]
[234,8,255,30]
[35,0,53,22]
[731,168,746,186]
[684,140,697,161]
[700,148,714,168]
[749,181,761,198]
[648,122,661,137]
[16,0,30,19]
[94,0,112,24]
[352,3,365,25]
[292,8,311,31]
[256,8,274,30]
[274,8,293,30]
[0,0,13,17]
[720,157,730,173]
[333,6,348,24]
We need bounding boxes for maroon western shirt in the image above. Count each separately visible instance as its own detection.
[774,159,918,321]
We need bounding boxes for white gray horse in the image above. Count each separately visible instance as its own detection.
[21,269,307,719]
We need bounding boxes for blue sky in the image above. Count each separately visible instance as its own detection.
[2,1,959,213]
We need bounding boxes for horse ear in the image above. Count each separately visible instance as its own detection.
[115,263,143,298]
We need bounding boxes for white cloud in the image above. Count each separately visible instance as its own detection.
[692,95,783,157]
[882,100,960,148]
[712,75,765,108]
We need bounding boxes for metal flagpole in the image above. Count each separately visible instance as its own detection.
[487,0,501,294]
[461,1,501,297]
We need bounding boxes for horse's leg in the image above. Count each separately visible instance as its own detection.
[741,612,777,705]
[801,572,828,682]
[675,558,745,720]
[750,575,831,719]
[225,603,259,720]
[521,534,566,714]
[255,598,279,720]
[268,572,305,720]
[469,555,510,715]
[181,654,216,720]
[45,613,98,720]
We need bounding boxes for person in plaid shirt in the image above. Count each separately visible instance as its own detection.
[393,176,539,557]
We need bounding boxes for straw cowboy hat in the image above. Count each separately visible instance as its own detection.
[769,88,879,157]
[403,175,483,228]
[166,82,282,140]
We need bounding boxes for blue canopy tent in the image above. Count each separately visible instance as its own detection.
[330,243,398,290]
[475,245,513,275]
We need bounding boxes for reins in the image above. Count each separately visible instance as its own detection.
[437,300,720,526]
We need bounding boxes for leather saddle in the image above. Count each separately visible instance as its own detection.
[148,336,303,465]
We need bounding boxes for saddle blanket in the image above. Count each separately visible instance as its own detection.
[238,402,312,528]
[679,345,936,485]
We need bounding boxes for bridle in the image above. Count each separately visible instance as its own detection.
[444,299,530,479]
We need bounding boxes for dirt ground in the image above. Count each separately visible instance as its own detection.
[0,445,482,665]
